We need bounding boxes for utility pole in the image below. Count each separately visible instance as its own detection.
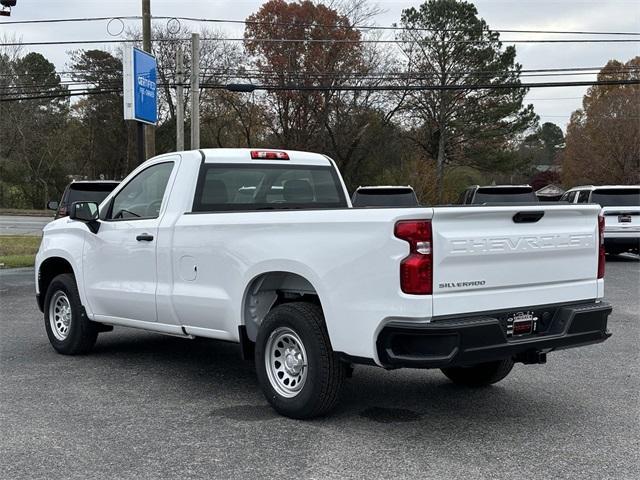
[190,32,200,149]
[142,0,155,158]
[176,48,185,151]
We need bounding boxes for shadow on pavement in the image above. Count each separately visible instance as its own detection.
[606,253,639,262]
[88,330,583,430]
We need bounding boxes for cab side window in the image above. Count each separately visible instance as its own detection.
[458,189,471,204]
[577,190,591,204]
[561,191,575,203]
[108,162,174,220]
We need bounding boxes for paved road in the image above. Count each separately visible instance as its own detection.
[0,215,52,236]
[1,257,638,480]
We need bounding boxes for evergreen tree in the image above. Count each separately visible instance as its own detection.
[398,0,537,201]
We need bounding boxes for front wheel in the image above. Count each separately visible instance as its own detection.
[441,358,514,387]
[255,302,346,419]
[44,273,98,355]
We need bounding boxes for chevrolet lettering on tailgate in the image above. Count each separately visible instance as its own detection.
[449,233,594,255]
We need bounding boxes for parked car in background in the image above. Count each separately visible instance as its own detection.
[459,185,538,204]
[561,185,640,255]
[48,180,120,219]
[351,185,419,207]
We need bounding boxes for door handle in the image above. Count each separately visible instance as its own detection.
[136,233,154,242]
[513,211,545,223]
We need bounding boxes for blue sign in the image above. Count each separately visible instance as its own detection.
[123,47,157,125]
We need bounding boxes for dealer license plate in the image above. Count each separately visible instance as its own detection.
[506,312,537,337]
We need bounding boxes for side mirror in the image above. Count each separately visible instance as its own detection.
[47,200,59,211]
[69,201,100,233]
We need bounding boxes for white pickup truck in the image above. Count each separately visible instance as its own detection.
[36,148,612,418]
[561,185,640,255]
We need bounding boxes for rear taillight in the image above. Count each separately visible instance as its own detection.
[394,220,432,294]
[598,213,605,279]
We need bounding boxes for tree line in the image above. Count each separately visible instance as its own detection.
[1,0,637,209]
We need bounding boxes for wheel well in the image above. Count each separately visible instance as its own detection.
[38,257,74,310]
[243,272,320,342]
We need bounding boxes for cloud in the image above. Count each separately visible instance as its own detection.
[4,0,636,127]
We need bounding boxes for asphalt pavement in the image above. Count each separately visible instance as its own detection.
[0,215,52,236]
[0,257,638,480]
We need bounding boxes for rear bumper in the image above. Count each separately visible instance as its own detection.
[604,231,640,238]
[376,301,612,369]
[604,237,639,252]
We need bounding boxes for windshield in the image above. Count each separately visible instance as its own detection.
[473,187,537,204]
[66,183,119,205]
[591,189,640,207]
[352,189,419,207]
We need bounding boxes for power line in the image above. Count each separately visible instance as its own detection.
[0,16,141,25]
[5,65,638,78]
[167,16,640,36]
[0,70,616,89]
[5,68,640,93]
[2,15,640,37]
[0,88,121,102]
[209,79,640,92]
[4,66,639,93]
[527,97,584,101]
[3,74,638,102]
[196,66,640,75]
[2,37,639,47]
[217,37,640,44]
[0,39,139,46]
[3,78,638,102]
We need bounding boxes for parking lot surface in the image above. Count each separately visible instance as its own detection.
[1,257,638,480]
[0,215,51,236]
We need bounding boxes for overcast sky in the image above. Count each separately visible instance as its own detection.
[2,0,639,130]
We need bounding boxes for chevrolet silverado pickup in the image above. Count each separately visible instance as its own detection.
[35,148,612,418]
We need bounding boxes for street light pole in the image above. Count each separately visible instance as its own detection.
[176,48,185,151]
[190,33,200,150]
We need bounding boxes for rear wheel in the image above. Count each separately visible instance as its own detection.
[255,302,346,419]
[441,358,514,387]
[44,273,98,355]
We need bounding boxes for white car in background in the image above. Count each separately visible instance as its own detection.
[351,185,419,207]
[561,185,640,255]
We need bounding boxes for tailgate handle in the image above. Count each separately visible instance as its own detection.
[513,211,544,223]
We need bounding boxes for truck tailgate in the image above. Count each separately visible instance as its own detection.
[431,204,601,316]
[602,206,640,235]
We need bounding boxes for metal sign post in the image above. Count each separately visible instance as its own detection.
[123,47,158,164]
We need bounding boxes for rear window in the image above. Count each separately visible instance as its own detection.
[192,164,347,212]
[591,188,640,207]
[473,187,537,204]
[66,183,119,205]
[352,188,419,207]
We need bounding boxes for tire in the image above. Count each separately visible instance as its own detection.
[441,358,514,387]
[255,302,346,419]
[44,273,98,355]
